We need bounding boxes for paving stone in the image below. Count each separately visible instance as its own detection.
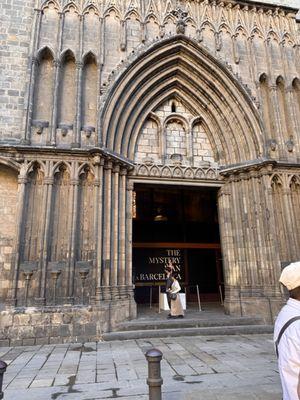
[0,334,283,399]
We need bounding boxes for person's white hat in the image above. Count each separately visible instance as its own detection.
[279,261,300,290]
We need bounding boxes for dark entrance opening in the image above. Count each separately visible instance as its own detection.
[132,184,223,305]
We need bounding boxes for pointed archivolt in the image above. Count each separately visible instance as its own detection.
[82,51,97,64]
[0,157,21,172]
[77,162,95,179]
[82,3,100,16]
[184,167,194,179]
[36,45,55,61]
[99,36,264,167]
[59,48,76,63]
[161,166,172,177]
[41,0,60,11]
[125,8,141,22]
[289,175,300,189]
[25,160,46,176]
[51,161,72,177]
[63,1,79,14]
[145,0,158,17]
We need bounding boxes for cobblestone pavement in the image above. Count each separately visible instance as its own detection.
[0,334,281,400]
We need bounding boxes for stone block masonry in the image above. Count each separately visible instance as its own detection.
[0,0,35,141]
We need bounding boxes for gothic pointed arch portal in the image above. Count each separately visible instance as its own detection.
[100,35,264,166]
[98,35,280,321]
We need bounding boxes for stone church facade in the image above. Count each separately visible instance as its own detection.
[0,0,299,345]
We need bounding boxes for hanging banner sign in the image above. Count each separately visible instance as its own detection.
[133,248,184,283]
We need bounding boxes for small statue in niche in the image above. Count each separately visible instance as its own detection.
[286,136,294,153]
[171,8,188,35]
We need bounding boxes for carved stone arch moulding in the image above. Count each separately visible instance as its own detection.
[35,46,55,62]
[133,163,221,183]
[77,162,95,179]
[99,35,264,168]
[25,160,46,177]
[0,156,21,172]
[289,174,300,189]
[51,160,72,177]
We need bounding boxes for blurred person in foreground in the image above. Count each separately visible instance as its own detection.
[274,261,300,400]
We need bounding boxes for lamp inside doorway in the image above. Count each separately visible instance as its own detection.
[153,206,168,222]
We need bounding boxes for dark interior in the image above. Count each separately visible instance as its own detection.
[132,184,223,303]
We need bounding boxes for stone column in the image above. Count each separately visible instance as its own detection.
[67,173,80,302]
[120,20,126,51]
[97,17,104,145]
[73,62,83,148]
[232,34,240,64]
[125,179,134,296]
[110,164,120,299]
[218,184,242,314]
[218,184,239,306]
[49,60,61,146]
[8,165,28,306]
[73,14,84,148]
[49,12,64,146]
[269,85,285,157]
[286,85,298,140]
[248,36,258,84]
[259,168,283,318]
[282,187,297,261]
[24,57,39,144]
[118,168,127,298]
[38,174,54,305]
[23,8,43,144]
[94,156,104,302]
[102,160,113,300]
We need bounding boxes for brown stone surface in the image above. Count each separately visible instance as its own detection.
[0,0,299,344]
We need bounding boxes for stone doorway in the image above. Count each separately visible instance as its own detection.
[132,183,223,307]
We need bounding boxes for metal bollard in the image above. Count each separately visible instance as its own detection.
[145,348,163,400]
[0,360,7,400]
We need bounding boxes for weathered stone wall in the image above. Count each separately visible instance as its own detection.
[0,299,135,346]
[0,0,35,141]
[0,165,18,309]
[1,0,297,158]
[0,0,299,344]
[135,99,215,166]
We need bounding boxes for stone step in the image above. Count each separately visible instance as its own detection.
[102,324,274,341]
[116,316,264,332]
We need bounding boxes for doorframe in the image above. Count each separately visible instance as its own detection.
[131,178,224,303]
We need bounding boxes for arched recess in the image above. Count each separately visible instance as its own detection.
[74,165,96,302]
[99,36,264,166]
[290,175,300,253]
[50,163,71,263]
[33,47,54,123]
[259,73,273,140]
[271,175,288,261]
[82,52,98,130]
[57,50,76,127]
[276,76,290,142]
[0,163,18,304]
[292,78,300,124]
[22,163,45,262]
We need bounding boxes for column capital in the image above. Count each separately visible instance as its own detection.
[126,180,134,191]
[70,178,80,186]
[76,61,83,70]
[44,177,54,185]
[31,56,39,66]
[53,59,61,68]
[104,160,113,170]
[120,168,128,176]
[113,164,120,174]
[18,176,29,184]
